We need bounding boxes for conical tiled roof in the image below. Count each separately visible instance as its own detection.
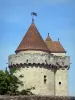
[15,22,50,53]
[45,34,66,53]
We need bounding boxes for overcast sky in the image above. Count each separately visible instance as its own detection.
[0,0,75,96]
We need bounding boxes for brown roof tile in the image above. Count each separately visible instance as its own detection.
[15,23,50,53]
[53,41,66,53]
[45,34,66,53]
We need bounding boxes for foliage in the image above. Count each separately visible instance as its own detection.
[19,87,35,95]
[0,67,35,95]
[0,67,23,95]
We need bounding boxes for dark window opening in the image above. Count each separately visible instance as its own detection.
[59,82,61,85]
[44,75,47,84]
[44,79,46,84]
[44,75,46,78]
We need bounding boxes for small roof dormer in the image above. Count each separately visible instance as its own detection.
[45,33,52,41]
[45,33,66,53]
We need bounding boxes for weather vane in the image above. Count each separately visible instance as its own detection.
[31,12,37,23]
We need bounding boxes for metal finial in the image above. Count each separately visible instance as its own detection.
[58,38,59,41]
[48,33,49,36]
[32,19,34,23]
[31,12,37,23]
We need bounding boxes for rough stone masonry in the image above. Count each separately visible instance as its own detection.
[0,96,75,100]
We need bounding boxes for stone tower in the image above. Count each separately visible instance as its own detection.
[8,18,70,96]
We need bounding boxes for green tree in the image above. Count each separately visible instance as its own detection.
[0,67,35,95]
[0,67,23,95]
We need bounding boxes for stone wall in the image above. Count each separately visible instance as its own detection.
[8,51,70,67]
[8,51,51,66]
[14,67,55,96]
[8,50,70,96]
[0,96,75,100]
[55,69,68,96]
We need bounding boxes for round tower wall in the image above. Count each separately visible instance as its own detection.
[8,51,55,66]
[8,50,70,96]
[8,51,55,96]
[14,67,55,96]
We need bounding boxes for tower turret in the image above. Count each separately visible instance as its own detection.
[8,14,70,96]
